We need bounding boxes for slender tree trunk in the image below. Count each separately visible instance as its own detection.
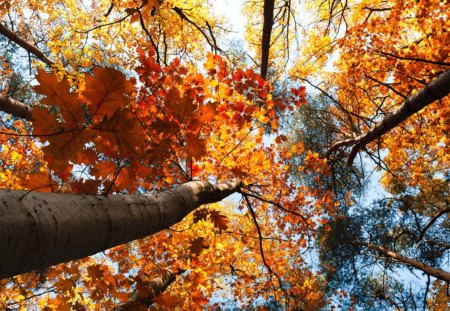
[0,179,241,279]
[359,242,450,283]
[327,69,450,165]
[261,0,275,79]
[0,24,54,66]
[115,269,185,310]
[0,94,33,120]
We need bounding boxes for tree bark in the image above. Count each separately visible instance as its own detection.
[0,24,54,66]
[0,179,241,279]
[114,269,184,310]
[0,94,33,120]
[327,69,450,165]
[359,242,450,283]
[261,0,275,79]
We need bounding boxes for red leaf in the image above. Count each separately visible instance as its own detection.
[185,134,206,160]
[70,179,101,194]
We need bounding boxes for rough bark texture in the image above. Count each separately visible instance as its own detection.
[0,179,241,279]
[327,69,450,165]
[0,94,33,120]
[114,269,184,310]
[261,0,275,79]
[360,242,450,283]
[0,24,54,66]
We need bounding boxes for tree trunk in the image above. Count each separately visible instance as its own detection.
[359,242,450,283]
[0,24,54,66]
[0,179,241,280]
[261,0,275,79]
[327,69,450,165]
[0,94,33,120]
[114,269,185,310]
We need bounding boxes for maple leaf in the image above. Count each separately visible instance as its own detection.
[70,179,101,194]
[83,67,134,123]
[185,134,206,160]
[152,292,180,309]
[34,69,85,127]
[198,102,217,122]
[209,210,229,232]
[188,237,208,256]
[193,208,209,223]
[93,108,146,157]
[164,89,196,124]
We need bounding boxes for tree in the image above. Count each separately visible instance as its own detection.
[0,0,449,309]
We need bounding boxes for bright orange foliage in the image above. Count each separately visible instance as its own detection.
[1,0,448,309]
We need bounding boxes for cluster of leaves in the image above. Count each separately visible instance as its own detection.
[0,42,338,308]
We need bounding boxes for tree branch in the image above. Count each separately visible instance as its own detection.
[0,94,33,120]
[358,241,450,283]
[0,24,54,66]
[327,69,450,165]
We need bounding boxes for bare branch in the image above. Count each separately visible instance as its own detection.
[327,69,450,165]
[0,23,54,66]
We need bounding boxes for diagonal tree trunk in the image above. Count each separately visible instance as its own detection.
[0,94,33,120]
[0,24,55,66]
[114,269,185,310]
[0,179,241,279]
[326,69,450,165]
[358,241,450,283]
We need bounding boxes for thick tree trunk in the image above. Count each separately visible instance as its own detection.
[0,24,54,66]
[359,242,450,283]
[261,0,275,79]
[0,94,33,120]
[115,269,185,310]
[327,69,450,165]
[0,179,240,279]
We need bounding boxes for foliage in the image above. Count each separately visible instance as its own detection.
[0,0,449,309]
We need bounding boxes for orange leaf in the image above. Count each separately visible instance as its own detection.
[94,108,146,157]
[70,179,101,194]
[34,69,85,127]
[83,67,134,123]
[198,102,217,122]
[152,292,180,308]
[185,134,206,160]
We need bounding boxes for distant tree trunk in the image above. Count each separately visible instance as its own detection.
[115,269,185,310]
[260,0,275,79]
[359,242,450,283]
[0,179,240,279]
[0,94,33,120]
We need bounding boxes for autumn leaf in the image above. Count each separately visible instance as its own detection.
[209,210,229,232]
[34,69,85,127]
[83,67,134,123]
[70,179,101,194]
[188,237,208,256]
[185,134,206,160]
[198,102,217,122]
[93,108,146,157]
[152,292,180,309]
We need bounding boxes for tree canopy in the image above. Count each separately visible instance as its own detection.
[0,0,449,309]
